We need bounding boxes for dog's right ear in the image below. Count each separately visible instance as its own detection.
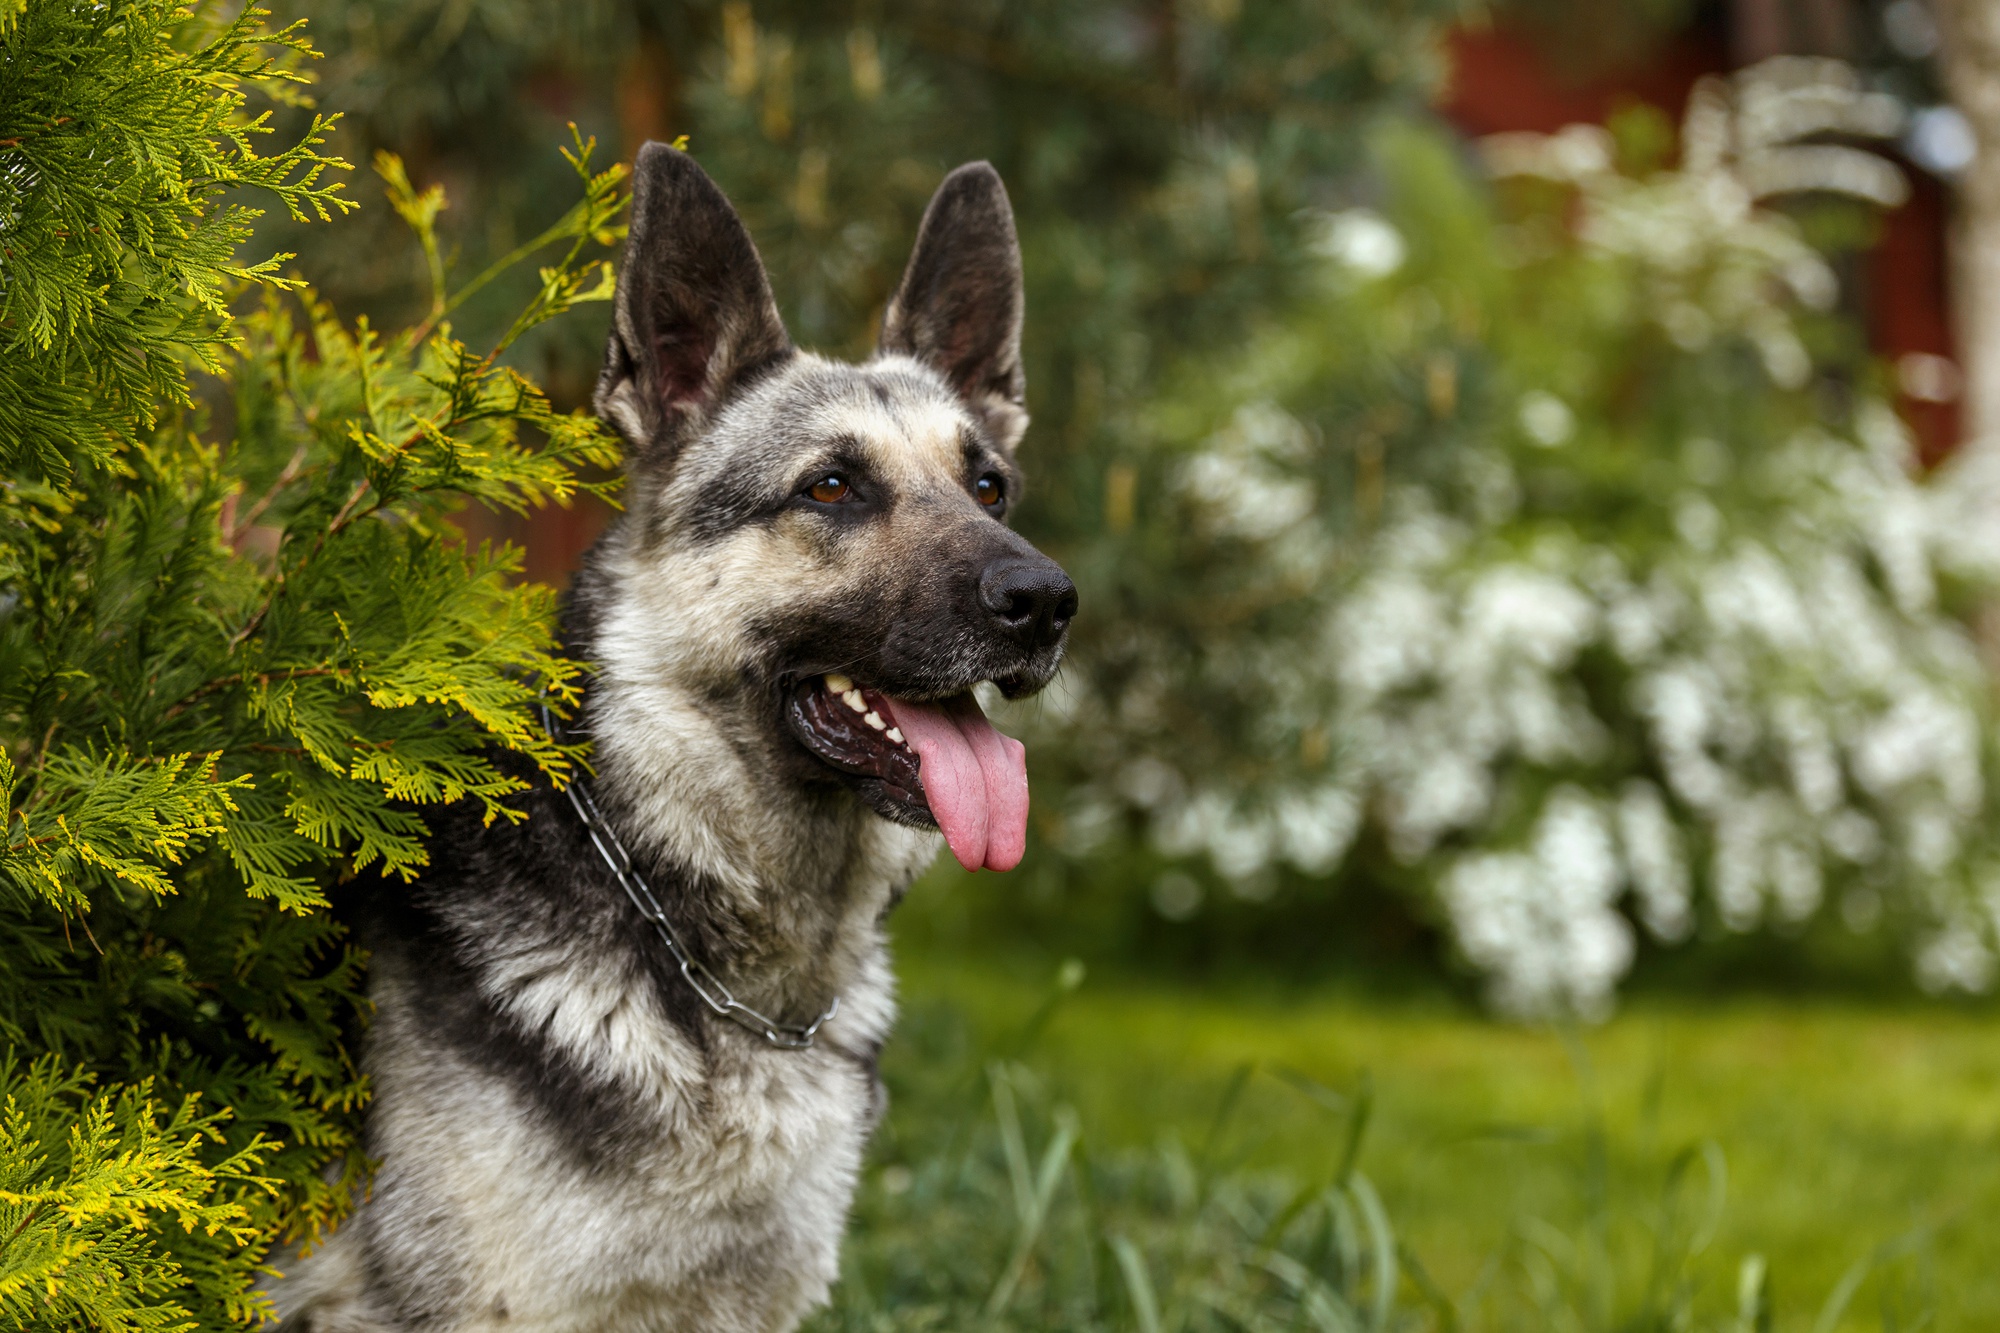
[595,142,792,459]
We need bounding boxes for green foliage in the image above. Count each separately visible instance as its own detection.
[1,3,629,1323]
[2,751,240,913]
[4,216,623,910]
[0,1,351,480]
[0,1056,274,1333]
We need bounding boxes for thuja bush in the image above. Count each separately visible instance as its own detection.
[0,3,623,1324]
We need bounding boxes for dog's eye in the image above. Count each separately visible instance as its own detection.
[807,474,851,504]
[975,474,1005,508]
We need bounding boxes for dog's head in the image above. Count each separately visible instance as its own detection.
[590,144,1074,873]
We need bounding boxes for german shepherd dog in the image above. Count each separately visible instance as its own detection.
[270,144,1074,1332]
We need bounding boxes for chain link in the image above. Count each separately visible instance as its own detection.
[541,705,838,1051]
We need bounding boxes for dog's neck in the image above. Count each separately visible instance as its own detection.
[560,541,937,1024]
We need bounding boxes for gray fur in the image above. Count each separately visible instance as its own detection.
[267,146,1071,1332]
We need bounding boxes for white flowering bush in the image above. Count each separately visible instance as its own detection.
[1334,409,2000,1015]
[1023,79,2000,1016]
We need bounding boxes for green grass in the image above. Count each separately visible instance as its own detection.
[845,943,2000,1331]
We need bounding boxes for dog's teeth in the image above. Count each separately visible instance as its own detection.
[885,727,904,744]
[841,690,866,712]
[824,672,853,694]
[863,710,886,731]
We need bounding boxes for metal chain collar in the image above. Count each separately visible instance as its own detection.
[541,705,839,1051]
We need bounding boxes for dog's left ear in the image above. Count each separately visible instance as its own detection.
[878,162,1027,451]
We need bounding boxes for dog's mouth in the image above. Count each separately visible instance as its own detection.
[787,673,1029,872]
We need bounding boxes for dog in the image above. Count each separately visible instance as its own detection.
[268,143,1075,1332]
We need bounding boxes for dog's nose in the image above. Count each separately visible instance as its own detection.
[979,557,1077,647]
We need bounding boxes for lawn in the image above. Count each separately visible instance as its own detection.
[861,941,2000,1330]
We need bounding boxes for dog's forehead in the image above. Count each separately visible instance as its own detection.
[699,353,974,484]
[801,356,972,481]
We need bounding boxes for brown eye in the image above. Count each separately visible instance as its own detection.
[808,474,851,504]
[975,474,1004,507]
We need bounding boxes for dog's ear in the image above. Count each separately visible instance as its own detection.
[878,162,1027,451]
[596,142,792,458]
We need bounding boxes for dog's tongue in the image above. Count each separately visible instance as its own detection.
[878,693,1028,872]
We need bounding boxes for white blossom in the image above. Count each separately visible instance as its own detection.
[1618,781,1692,942]
[1518,392,1575,447]
[1311,208,1406,278]
[1445,789,1632,1018]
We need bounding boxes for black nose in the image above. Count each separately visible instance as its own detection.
[979,556,1077,647]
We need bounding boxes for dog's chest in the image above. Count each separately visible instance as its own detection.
[461,1039,879,1328]
[333,946,894,1333]
[272,741,938,1332]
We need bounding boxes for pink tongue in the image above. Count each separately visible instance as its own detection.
[878,693,1029,872]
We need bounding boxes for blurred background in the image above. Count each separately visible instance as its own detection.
[258,0,2000,1323]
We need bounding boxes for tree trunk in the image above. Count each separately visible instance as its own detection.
[1937,0,2000,450]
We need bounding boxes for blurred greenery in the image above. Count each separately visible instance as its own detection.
[993,103,2000,1016]
[263,0,1469,399]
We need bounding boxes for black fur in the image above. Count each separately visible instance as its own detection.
[361,768,715,1175]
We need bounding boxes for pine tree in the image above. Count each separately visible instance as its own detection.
[1,3,625,1323]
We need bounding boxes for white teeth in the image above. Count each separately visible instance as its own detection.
[825,675,897,738]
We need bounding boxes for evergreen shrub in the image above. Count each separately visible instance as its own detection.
[1,4,624,1323]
